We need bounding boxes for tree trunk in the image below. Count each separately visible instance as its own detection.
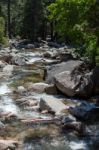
[50,21,54,41]
[8,0,11,38]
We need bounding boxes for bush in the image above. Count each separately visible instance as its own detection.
[0,17,8,45]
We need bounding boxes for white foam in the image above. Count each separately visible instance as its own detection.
[0,96,20,114]
[70,141,88,150]
[0,84,11,95]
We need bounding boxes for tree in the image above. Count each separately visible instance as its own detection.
[21,0,44,41]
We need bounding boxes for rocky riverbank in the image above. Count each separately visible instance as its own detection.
[0,40,99,150]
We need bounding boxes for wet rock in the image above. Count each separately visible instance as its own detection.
[43,51,55,59]
[61,115,86,135]
[27,82,49,93]
[0,140,19,150]
[58,51,74,62]
[89,96,99,104]
[17,86,27,94]
[54,71,93,97]
[45,84,58,95]
[11,55,26,66]
[39,95,68,115]
[0,121,5,128]
[25,44,35,49]
[0,43,3,50]
[91,66,99,94]
[48,42,60,48]
[0,60,7,68]
[44,60,83,83]
[0,54,12,64]
[70,102,99,122]
[3,65,14,76]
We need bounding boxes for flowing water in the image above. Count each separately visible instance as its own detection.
[0,48,99,150]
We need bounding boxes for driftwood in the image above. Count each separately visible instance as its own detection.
[21,118,60,126]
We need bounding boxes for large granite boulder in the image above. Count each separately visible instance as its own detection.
[44,60,83,83]
[54,71,93,97]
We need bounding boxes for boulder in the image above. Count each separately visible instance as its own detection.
[58,52,74,62]
[3,65,14,76]
[43,51,55,59]
[0,60,7,68]
[0,140,19,150]
[54,71,93,97]
[44,60,83,83]
[91,66,99,94]
[70,102,99,122]
[39,95,68,115]
[11,55,26,66]
[17,86,27,94]
[45,84,58,95]
[27,82,49,93]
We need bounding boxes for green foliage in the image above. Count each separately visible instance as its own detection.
[0,17,8,45]
[21,0,45,40]
[48,0,99,65]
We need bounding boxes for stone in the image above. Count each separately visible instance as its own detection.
[62,121,85,135]
[44,60,83,83]
[70,102,99,122]
[0,121,5,128]
[39,95,68,115]
[27,82,49,93]
[43,51,54,58]
[91,66,99,94]
[11,55,26,66]
[54,71,93,97]
[45,84,58,95]
[0,140,19,150]
[3,65,14,76]
[17,86,27,94]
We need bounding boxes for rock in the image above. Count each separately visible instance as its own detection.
[0,43,3,50]
[0,140,19,150]
[25,44,35,49]
[0,55,12,64]
[11,55,26,65]
[0,60,7,68]
[48,42,60,48]
[43,51,54,58]
[45,84,58,95]
[3,65,14,76]
[70,102,99,122]
[54,71,93,97]
[44,60,83,83]
[58,51,74,62]
[61,115,86,135]
[17,86,27,94]
[27,82,49,93]
[91,66,99,94]
[39,95,68,115]
[0,121,5,128]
